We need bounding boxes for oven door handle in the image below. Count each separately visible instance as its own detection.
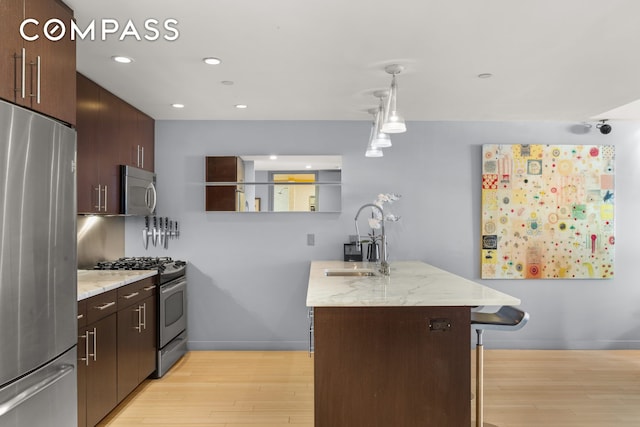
[161,280,186,294]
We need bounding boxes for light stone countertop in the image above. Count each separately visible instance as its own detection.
[77,270,158,301]
[306,260,520,307]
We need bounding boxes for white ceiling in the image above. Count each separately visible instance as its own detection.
[64,0,640,122]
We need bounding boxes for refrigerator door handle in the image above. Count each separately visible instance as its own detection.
[0,364,74,417]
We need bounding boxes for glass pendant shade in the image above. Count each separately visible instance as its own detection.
[372,132,392,148]
[365,145,383,157]
[381,74,407,134]
[371,102,392,148]
[365,120,383,157]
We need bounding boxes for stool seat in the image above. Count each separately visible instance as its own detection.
[471,306,529,331]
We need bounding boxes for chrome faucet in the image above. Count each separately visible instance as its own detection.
[355,203,389,276]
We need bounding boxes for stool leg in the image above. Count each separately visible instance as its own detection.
[476,329,484,427]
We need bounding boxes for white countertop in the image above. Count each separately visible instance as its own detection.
[306,261,520,307]
[77,270,158,301]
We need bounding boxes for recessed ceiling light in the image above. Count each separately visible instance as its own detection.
[269,155,278,160]
[305,165,312,169]
[235,104,248,109]
[203,57,221,65]
[171,103,185,109]
[221,81,234,86]
[477,73,493,79]
[112,56,133,64]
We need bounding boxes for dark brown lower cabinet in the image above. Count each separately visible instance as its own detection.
[78,311,117,427]
[78,276,158,426]
[77,299,87,427]
[117,294,157,401]
[313,306,471,427]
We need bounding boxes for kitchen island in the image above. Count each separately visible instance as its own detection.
[307,261,520,427]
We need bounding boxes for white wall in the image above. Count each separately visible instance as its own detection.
[125,120,640,350]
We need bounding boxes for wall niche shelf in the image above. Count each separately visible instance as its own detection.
[205,155,342,213]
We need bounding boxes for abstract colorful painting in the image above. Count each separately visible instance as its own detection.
[481,144,615,279]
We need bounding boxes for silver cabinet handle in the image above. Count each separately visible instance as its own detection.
[77,313,84,320]
[134,306,142,332]
[79,332,89,366]
[143,285,155,292]
[35,55,41,104]
[21,48,26,99]
[14,48,26,99]
[95,301,116,310]
[136,145,145,169]
[141,302,147,330]
[28,56,40,103]
[308,308,314,357]
[103,185,108,212]
[94,185,101,211]
[123,291,139,300]
[88,327,97,361]
[0,364,74,417]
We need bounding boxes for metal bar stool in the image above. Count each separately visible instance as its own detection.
[471,306,529,427]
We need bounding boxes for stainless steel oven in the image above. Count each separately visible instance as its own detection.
[156,275,188,377]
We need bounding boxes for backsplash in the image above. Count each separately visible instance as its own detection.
[77,216,125,269]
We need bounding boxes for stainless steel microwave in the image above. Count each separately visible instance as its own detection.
[121,165,157,215]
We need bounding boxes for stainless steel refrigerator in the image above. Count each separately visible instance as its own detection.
[0,99,77,426]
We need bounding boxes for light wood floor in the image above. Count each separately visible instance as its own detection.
[98,350,640,427]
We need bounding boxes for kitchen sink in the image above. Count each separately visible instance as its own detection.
[324,269,378,277]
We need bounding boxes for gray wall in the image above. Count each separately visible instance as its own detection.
[125,120,640,350]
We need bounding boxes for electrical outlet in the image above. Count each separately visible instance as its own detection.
[307,233,315,246]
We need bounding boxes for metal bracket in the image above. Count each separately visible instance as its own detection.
[429,318,452,332]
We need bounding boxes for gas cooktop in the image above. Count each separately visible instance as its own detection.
[94,257,186,283]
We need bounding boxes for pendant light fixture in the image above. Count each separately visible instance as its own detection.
[365,109,384,157]
[371,90,392,148]
[381,64,407,134]
[365,140,383,157]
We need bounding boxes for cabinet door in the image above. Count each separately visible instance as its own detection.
[77,300,87,427]
[314,307,470,427]
[77,76,122,214]
[23,0,76,125]
[117,295,157,401]
[77,327,87,427]
[0,0,23,103]
[117,302,142,402]
[206,185,239,211]
[138,295,157,379]
[76,73,101,213]
[97,88,122,214]
[137,109,155,171]
[206,156,240,182]
[86,314,118,427]
[118,101,139,169]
